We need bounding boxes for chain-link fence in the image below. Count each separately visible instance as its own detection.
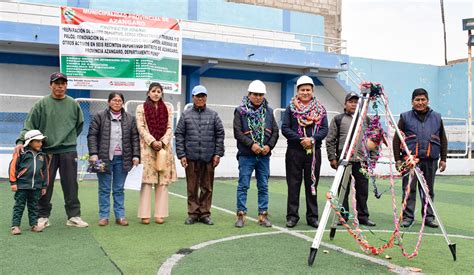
[0,93,471,177]
[0,94,43,150]
[273,108,341,159]
[184,103,238,157]
[124,100,179,131]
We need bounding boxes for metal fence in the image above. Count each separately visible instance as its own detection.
[0,94,43,150]
[0,94,470,160]
[0,95,179,156]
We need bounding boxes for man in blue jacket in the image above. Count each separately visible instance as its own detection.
[393,88,447,228]
[175,85,225,225]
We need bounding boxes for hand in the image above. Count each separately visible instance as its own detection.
[11,185,17,192]
[330,159,338,170]
[89,155,98,162]
[439,160,446,172]
[261,145,271,156]
[132,159,140,167]
[300,137,313,149]
[212,155,220,167]
[41,188,47,196]
[180,157,188,168]
[151,141,162,151]
[14,144,24,156]
[251,143,262,155]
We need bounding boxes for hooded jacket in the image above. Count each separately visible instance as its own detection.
[9,149,48,189]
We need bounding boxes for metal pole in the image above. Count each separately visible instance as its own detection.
[380,95,457,261]
[467,29,472,160]
[308,93,370,265]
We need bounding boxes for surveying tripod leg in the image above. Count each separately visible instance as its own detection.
[329,165,352,240]
[308,163,351,266]
[413,168,457,261]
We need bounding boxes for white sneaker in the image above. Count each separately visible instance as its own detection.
[66,217,89,228]
[37,217,50,228]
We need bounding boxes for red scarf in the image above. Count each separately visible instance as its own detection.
[144,97,168,140]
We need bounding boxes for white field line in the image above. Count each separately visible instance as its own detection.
[157,232,284,275]
[157,192,412,275]
[293,229,474,240]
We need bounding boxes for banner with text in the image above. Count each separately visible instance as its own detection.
[60,7,182,93]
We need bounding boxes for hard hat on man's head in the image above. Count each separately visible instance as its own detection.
[296,75,314,88]
[248,80,266,94]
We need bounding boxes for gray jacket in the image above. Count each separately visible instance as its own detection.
[175,105,225,162]
[87,108,140,172]
[326,112,367,162]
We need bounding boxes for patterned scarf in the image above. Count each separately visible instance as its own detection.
[144,97,168,140]
[239,96,267,147]
[289,96,326,137]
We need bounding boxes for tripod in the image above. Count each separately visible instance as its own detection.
[307,86,456,266]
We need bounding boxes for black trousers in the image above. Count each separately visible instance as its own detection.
[12,189,41,227]
[185,160,215,219]
[38,151,81,219]
[402,159,437,222]
[285,147,321,224]
[339,162,370,222]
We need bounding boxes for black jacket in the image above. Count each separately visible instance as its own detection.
[9,149,47,189]
[175,105,225,162]
[281,105,328,150]
[233,104,279,157]
[87,108,140,172]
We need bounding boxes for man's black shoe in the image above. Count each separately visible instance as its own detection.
[401,220,413,228]
[286,220,297,228]
[307,220,319,228]
[199,216,214,225]
[425,220,439,228]
[184,217,198,225]
[359,219,376,227]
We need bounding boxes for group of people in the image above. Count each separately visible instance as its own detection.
[8,72,446,235]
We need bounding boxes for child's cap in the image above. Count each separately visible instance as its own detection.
[24,130,47,147]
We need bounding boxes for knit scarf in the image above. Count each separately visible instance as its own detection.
[144,97,168,140]
[239,96,267,147]
[289,96,326,137]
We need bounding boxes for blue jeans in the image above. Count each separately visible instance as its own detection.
[236,155,270,213]
[97,156,127,220]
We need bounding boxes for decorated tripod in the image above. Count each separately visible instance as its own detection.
[307,82,456,266]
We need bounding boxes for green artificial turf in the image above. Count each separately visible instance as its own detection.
[1,175,472,274]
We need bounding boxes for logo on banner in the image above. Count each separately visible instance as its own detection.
[63,8,76,23]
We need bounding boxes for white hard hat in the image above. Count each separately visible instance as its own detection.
[296,75,314,88]
[248,80,266,94]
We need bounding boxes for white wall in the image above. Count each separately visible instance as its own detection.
[0,63,57,97]
[201,77,281,108]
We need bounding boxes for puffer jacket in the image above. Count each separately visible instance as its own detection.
[175,105,225,162]
[87,108,140,172]
[9,149,47,189]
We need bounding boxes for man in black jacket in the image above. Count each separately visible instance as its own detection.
[233,80,279,228]
[175,85,225,225]
[281,75,328,228]
[326,92,375,226]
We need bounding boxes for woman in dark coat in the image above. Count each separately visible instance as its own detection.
[87,92,140,226]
